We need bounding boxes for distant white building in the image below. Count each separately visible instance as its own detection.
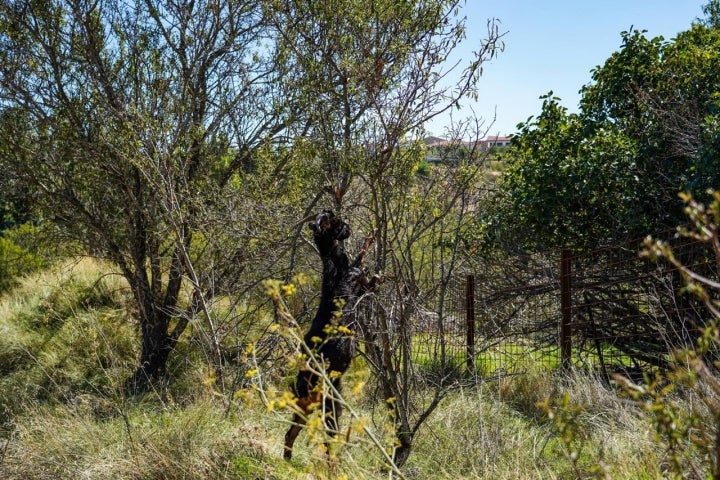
[423,135,512,151]
[479,135,512,149]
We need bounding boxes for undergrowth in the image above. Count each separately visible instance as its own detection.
[0,258,689,479]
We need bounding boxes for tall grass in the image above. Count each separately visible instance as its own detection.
[0,258,135,425]
[403,371,662,479]
[0,259,689,478]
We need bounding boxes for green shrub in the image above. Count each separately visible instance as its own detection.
[0,231,44,293]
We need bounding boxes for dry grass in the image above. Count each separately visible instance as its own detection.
[403,372,662,479]
[0,259,693,479]
[2,399,283,479]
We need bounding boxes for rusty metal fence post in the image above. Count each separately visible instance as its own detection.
[466,275,476,373]
[560,250,572,369]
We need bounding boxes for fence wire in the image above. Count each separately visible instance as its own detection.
[439,232,719,378]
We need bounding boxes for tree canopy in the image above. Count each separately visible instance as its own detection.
[0,0,499,396]
[490,2,720,252]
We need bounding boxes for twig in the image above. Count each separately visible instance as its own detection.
[352,229,377,268]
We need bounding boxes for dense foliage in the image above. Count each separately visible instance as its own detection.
[0,0,496,394]
[0,0,502,467]
[491,2,720,252]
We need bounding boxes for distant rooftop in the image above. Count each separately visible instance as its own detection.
[423,135,512,149]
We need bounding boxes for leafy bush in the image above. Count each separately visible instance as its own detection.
[0,224,45,293]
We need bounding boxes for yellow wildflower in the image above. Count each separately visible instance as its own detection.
[352,381,366,395]
[281,283,296,296]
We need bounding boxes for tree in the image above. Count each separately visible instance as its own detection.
[0,0,502,406]
[266,0,504,466]
[492,2,720,252]
[0,3,506,470]
[0,0,292,391]
[266,0,497,203]
[480,2,720,376]
[492,94,641,252]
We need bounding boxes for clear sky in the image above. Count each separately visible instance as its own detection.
[426,0,707,138]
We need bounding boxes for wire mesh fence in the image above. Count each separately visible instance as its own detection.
[427,231,719,379]
[565,232,717,375]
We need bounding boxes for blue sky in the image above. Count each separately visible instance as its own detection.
[426,1,707,138]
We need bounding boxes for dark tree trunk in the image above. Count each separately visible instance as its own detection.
[125,242,188,394]
[392,429,413,468]
[127,311,172,393]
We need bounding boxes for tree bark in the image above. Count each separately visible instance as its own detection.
[126,240,188,393]
[392,429,413,468]
[128,309,172,393]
